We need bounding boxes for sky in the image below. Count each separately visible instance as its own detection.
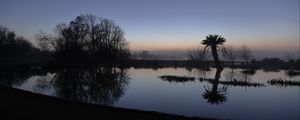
[0,0,299,58]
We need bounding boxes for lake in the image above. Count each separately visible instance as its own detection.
[0,67,299,120]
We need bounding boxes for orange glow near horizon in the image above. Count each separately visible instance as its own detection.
[129,37,299,52]
[129,41,197,51]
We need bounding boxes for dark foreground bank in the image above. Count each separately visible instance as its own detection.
[0,85,217,120]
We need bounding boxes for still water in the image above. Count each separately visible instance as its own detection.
[0,67,299,120]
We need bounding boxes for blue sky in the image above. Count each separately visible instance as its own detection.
[0,0,299,53]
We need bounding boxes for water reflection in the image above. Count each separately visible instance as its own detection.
[190,67,211,78]
[0,71,48,87]
[32,75,53,93]
[202,68,228,105]
[226,68,256,82]
[33,68,129,105]
[0,67,299,120]
[222,69,264,87]
[157,68,229,105]
[160,68,265,105]
[224,68,237,81]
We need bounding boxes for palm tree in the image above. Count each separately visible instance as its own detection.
[202,34,226,69]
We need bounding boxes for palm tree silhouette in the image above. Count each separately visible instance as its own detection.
[202,34,226,69]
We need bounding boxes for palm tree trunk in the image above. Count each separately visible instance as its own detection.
[211,46,222,69]
[212,67,222,93]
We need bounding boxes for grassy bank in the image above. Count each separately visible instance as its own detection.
[0,85,217,120]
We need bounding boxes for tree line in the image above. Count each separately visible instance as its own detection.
[0,14,130,68]
[0,25,52,68]
[0,25,32,63]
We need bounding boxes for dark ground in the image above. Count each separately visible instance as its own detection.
[0,85,218,120]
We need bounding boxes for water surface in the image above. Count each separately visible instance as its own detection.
[0,67,299,120]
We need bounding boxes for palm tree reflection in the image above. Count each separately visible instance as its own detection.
[202,68,228,105]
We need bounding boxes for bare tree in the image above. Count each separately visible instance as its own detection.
[239,45,252,66]
[225,46,236,66]
[187,46,207,62]
[35,31,57,51]
[285,52,295,63]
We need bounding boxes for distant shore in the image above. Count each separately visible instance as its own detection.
[1,59,299,72]
[0,85,217,120]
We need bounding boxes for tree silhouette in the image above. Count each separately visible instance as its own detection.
[36,14,130,66]
[239,45,252,66]
[0,25,40,66]
[201,34,226,69]
[225,46,236,67]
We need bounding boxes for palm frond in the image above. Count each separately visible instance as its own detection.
[203,45,209,53]
[201,34,226,47]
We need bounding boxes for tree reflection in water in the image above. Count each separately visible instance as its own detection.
[32,75,54,93]
[35,67,130,105]
[0,71,48,87]
[202,68,228,105]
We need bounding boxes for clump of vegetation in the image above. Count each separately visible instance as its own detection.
[241,69,256,75]
[159,75,195,83]
[286,70,300,77]
[268,78,300,87]
[219,80,265,87]
[198,77,264,87]
[198,77,213,82]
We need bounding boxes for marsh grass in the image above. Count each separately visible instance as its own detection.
[241,69,256,75]
[268,78,300,87]
[286,70,300,77]
[159,75,195,83]
[219,80,265,87]
[198,78,265,87]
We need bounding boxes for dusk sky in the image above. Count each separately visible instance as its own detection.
[0,0,299,55]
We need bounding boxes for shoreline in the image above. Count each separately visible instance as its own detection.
[1,59,299,72]
[0,85,218,120]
